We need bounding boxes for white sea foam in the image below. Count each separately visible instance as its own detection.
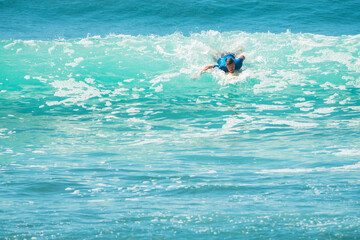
[222,117,244,130]
[257,162,360,174]
[85,77,95,84]
[252,104,289,112]
[48,78,103,105]
[150,73,180,85]
[77,38,94,47]
[32,76,48,83]
[126,107,140,114]
[65,57,84,67]
[4,42,16,49]
[333,149,360,156]
[294,101,314,108]
[313,107,336,114]
[48,46,55,54]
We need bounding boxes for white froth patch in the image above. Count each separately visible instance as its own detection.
[32,150,45,154]
[294,101,314,108]
[4,42,16,49]
[339,97,351,105]
[313,107,336,114]
[2,148,13,154]
[96,133,108,138]
[124,78,134,82]
[90,188,103,193]
[132,93,139,99]
[46,101,60,106]
[151,84,163,92]
[0,129,8,137]
[23,40,37,47]
[126,107,140,114]
[65,57,84,67]
[257,162,360,174]
[126,117,148,124]
[32,76,48,83]
[252,77,288,94]
[48,46,55,54]
[277,70,306,85]
[105,115,118,120]
[320,82,346,90]
[307,49,359,72]
[222,117,244,130]
[49,78,102,105]
[112,87,129,96]
[252,104,288,112]
[324,93,338,104]
[132,138,165,146]
[132,87,145,92]
[175,37,210,64]
[24,75,31,80]
[155,45,174,56]
[126,117,152,131]
[125,198,139,201]
[195,97,211,104]
[348,106,360,111]
[64,48,74,54]
[334,149,360,156]
[150,72,180,85]
[88,200,105,203]
[85,77,95,84]
[77,38,94,46]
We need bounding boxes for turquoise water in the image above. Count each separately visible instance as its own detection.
[1,31,359,239]
[1,0,360,239]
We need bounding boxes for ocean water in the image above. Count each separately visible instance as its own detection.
[1,1,360,239]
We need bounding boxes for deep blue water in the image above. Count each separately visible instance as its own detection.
[1,0,360,39]
[1,0,360,239]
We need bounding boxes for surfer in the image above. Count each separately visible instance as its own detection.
[201,53,245,74]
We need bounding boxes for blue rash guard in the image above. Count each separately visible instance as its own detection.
[214,54,244,72]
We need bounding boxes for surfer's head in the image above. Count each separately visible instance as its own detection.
[226,58,235,73]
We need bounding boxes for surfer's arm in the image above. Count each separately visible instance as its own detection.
[202,65,215,72]
[234,56,245,70]
[235,56,245,65]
